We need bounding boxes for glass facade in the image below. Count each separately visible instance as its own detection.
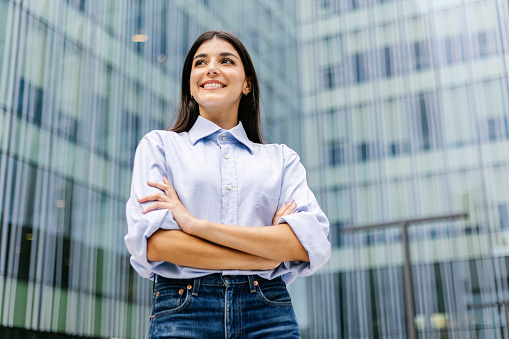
[298,0,509,338]
[0,1,299,338]
[2,0,509,338]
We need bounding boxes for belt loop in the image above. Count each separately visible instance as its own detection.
[247,275,256,293]
[192,277,201,296]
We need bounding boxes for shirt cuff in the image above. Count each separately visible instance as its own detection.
[280,211,331,276]
[124,198,180,278]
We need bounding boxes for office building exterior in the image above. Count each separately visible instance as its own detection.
[0,1,299,338]
[297,0,509,338]
[2,0,509,338]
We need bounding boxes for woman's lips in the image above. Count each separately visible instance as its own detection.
[201,80,226,89]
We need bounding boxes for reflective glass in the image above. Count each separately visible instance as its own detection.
[1,0,509,338]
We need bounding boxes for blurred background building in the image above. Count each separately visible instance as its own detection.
[0,0,508,338]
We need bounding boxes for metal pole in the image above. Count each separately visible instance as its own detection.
[401,221,417,339]
[504,303,509,339]
[343,212,467,339]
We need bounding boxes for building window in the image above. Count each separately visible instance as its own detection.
[413,41,430,71]
[317,0,330,10]
[471,30,499,59]
[328,141,346,166]
[477,32,489,57]
[122,110,141,166]
[354,52,367,83]
[414,93,443,151]
[67,0,85,12]
[322,66,335,89]
[443,36,464,65]
[383,46,392,77]
[499,204,509,230]
[389,141,411,157]
[17,78,43,126]
[419,94,430,150]
[55,111,78,142]
[357,141,378,162]
[359,142,369,161]
[479,116,507,142]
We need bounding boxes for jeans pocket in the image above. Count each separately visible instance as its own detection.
[255,278,293,307]
[151,285,192,319]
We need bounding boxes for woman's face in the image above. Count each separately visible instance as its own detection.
[189,38,250,118]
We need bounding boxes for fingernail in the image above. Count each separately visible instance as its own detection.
[282,203,286,207]
[163,177,167,181]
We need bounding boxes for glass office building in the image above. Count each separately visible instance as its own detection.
[2,0,509,338]
[298,0,509,338]
[0,1,299,338]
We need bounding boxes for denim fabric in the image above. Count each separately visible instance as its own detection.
[149,274,301,338]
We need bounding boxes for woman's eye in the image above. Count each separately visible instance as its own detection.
[222,58,234,64]
[194,60,205,67]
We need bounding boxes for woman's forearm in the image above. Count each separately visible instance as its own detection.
[140,178,308,264]
[190,221,310,263]
[147,229,281,270]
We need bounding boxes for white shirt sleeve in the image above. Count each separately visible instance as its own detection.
[278,145,331,276]
[124,133,181,278]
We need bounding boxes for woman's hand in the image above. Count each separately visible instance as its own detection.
[138,177,200,234]
[272,200,297,226]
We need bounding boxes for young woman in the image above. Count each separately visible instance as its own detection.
[125,31,331,338]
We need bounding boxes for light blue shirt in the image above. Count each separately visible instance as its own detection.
[125,116,330,285]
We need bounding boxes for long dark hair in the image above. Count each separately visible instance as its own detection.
[168,31,264,144]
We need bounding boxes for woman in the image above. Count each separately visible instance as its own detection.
[125,31,330,338]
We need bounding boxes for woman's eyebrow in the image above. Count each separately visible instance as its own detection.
[219,52,239,59]
[193,53,207,60]
[193,52,239,60]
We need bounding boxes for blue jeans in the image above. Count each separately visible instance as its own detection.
[148,273,301,338]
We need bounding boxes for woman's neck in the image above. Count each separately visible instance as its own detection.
[199,107,238,130]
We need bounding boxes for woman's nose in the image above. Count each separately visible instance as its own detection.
[206,62,219,75]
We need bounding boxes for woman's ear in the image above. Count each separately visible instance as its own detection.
[244,77,252,95]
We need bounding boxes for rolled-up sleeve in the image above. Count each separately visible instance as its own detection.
[279,145,331,276]
[124,133,180,278]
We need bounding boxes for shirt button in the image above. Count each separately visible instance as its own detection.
[222,133,226,137]
[224,154,229,159]
[222,137,226,141]
[227,185,233,190]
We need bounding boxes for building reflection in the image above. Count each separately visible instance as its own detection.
[1,0,509,338]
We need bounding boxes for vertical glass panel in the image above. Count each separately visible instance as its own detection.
[1,0,509,338]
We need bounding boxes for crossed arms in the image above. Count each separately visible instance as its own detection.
[142,178,310,271]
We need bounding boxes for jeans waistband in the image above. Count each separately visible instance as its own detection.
[155,273,281,296]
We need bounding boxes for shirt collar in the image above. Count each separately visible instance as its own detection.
[229,121,255,154]
[189,115,255,154]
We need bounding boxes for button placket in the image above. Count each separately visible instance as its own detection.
[220,142,238,226]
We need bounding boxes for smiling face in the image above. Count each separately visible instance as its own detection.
[189,37,251,125]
